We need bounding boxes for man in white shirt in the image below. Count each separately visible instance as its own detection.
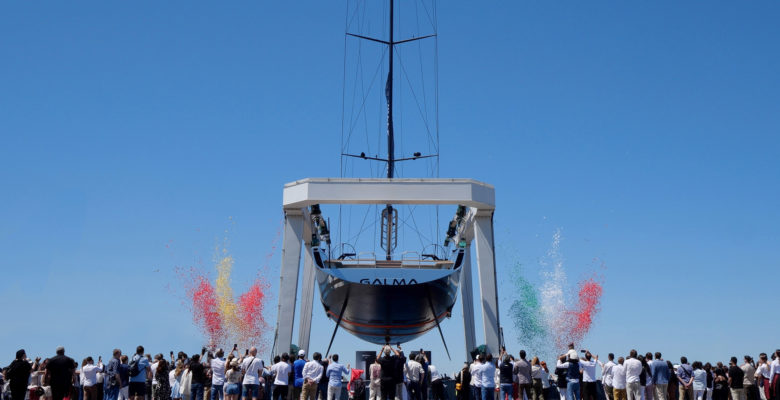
[478,354,496,400]
[624,351,643,400]
[470,356,483,400]
[210,349,226,400]
[613,358,627,400]
[406,356,424,400]
[301,353,324,400]
[428,364,444,400]
[602,354,617,400]
[580,352,600,400]
[271,354,292,400]
[241,347,265,400]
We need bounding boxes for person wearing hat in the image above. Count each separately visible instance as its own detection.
[224,360,242,400]
[293,351,307,400]
[6,349,36,400]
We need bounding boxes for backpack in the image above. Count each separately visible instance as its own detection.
[128,356,143,378]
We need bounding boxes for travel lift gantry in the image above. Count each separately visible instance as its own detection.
[271,177,501,360]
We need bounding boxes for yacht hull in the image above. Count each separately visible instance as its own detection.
[314,266,462,344]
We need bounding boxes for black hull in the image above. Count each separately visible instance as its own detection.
[315,267,462,344]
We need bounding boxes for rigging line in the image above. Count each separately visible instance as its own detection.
[406,205,429,252]
[345,0,363,36]
[395,204,434,246]
[345,37,365,154]
[398,212,434,248]
[342,49,387,151]
[417,0,436,31]
[414,0,429,124]
[340,0,350,178]
[358,37,375,177]
[343,204,376,247]
[394,47,437,149]
[344,218,378,249]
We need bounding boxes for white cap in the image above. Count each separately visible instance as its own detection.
[298,350,306,357]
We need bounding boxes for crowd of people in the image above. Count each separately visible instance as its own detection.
[2,345,779,400]
[0,344,441,400]
[451,345,780,400]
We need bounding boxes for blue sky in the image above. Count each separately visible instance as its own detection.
[1,0,779,376]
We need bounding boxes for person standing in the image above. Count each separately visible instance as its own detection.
[625,351,643,400]
[379,346,400,400]
[154,360,172,400]
[6,349,35,400]
[190,355,208,400]
[119,356,131,400]
[755,355,770,400]
[530,358,544,400]
[677,358,693,400]
[406,356,424,400]
[45,347,76,400]
[368,357,382,400]
[293,351,307,400]
[644,354,655,400]
[612,358,627,400]
[129,347,152,400]
[325,355,349,400]
[741,357,757,400]
[224,361,241,400]
[602,355,617,400]
[271,354,292,400]
[210,350,227,400]
[691,363,706,400]
[769,352,780,400]
[728,357,745,400]
[455,363,472,400]
[106,350,123,400]
[478,355,495,400]
[650,353,669,400]
[711,364,728,400]
[514,352,531,400]
[81,357,104,400]
[579,353,599,400]
[555,357,569,400]
[240,348,265,400]
[470,356,483,400]
[497,352,513,400]
[428,364,445,400]
[301,353,324,400]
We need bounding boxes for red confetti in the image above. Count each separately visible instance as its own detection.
[189,276,226,346]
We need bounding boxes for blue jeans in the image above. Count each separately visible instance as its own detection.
[211,385,224,400]
[191,383,204,400]
[482,387,495,400]
[499,384,513,400]
[105,385,119,400]
[472,387,481,400]
[566,381,580,400]
[242,384,259,400]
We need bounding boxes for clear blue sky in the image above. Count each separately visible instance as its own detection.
[2,0,779,376]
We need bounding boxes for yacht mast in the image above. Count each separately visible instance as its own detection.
[383,0,396,260]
